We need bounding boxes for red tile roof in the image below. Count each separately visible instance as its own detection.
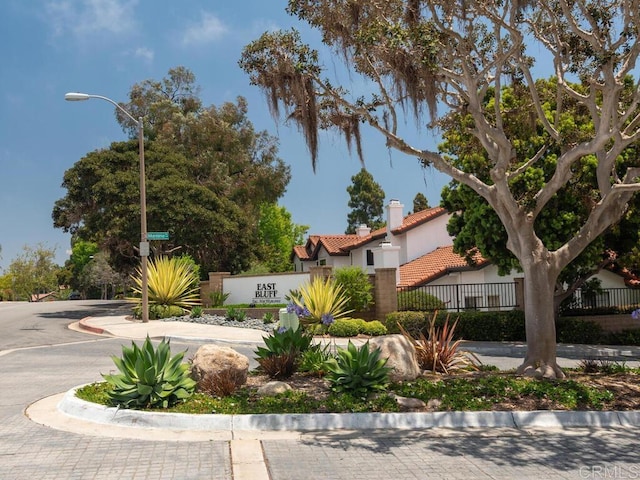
[398,245,488,288]
[392,207,447,234]
[293,245,311,261]
[293,207,447,260]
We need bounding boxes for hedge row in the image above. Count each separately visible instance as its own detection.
[383,310,640,346]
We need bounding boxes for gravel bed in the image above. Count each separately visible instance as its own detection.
[159,314,277,332]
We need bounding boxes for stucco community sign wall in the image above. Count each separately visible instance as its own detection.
[223,272,311,305]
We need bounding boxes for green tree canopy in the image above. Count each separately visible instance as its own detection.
[8,244,59,301]
[255,203,309,272]
[345,168,385,233]
[412,193,430,213]
[440,78,640,306]
[55,68,291,276]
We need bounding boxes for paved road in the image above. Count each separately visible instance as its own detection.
[1,301,640,479]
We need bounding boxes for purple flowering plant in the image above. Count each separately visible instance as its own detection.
[632,309,640,320]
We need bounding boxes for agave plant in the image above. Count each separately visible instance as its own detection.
[102,336,196,408]
[130,256,201,314]
[399,312,480,374]
[291,277,353,327]
[254,327,314,378]
[324,341,391,397]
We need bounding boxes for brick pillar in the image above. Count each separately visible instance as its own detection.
[374,268,398,320]
[201,272,231,305]
[309,266,333,282]
[514,277,525,311]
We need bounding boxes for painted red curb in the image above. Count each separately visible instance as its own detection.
[78,317,105,335]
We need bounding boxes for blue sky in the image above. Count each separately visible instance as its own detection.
[0,0,448,272]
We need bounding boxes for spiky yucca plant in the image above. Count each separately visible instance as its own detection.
[292,277,352,327]
[130,256,201,314]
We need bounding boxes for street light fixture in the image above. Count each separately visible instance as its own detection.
[64,92,149,323]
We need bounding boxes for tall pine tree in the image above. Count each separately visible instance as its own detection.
[345,169,385,234]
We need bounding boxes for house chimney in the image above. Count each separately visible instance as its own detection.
[356,224,371,237]
[386,199,404,233]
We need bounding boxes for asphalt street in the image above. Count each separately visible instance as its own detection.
[1,300,640,479]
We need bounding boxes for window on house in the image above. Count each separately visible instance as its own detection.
[366,249,374,266]
[464,296,481,310]
[319,259,326,266]
[487,295,500,311]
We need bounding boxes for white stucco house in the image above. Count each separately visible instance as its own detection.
[291,199,633,311]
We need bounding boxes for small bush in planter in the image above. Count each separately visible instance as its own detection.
[361,320,387,336]
[328,318,364,337]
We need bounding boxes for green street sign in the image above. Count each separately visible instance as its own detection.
[147,231,169,241]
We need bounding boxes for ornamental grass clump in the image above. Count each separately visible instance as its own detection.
[400,312,479,374]
[130,256,201,317]
[290,277,352,329]
[102,336,196,409]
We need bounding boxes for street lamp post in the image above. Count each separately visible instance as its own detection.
[64,92,149,323]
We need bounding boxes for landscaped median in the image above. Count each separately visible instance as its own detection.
[56,385,640,434]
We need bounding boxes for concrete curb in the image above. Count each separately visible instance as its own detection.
[57,386,640,436]
[77,318,105,335]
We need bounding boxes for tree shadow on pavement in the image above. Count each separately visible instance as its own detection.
[301,427,640,472]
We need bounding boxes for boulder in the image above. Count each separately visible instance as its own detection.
[368,334,421,382]
[190,345,249,386]
[257,381,292,396]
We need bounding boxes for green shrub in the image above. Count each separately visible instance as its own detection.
[328,318,364,337]
[262,312,275,324]
[383,311,431,337]
[324,341,391,397]
[333,266,373,312]
[208,290,230,307]
[397,290,445,311]
[254,327,314,379]
[190,306,203,318]
[226,307,247,322]
[134,304,186,319]
[102,336,196,409]
[384,310,527,342]
[605,328,640,346]
[298,343,333,376]
[556,317,604,344]
[360,320,387,336]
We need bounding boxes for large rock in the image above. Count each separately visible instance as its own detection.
[368,334,421,382]
[190,345,249,385]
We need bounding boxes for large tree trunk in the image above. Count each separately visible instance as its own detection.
[516,259,566,379]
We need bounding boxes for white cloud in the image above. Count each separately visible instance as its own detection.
[45,0,138,38]
[181,11,228,46]
[132,46,154,63]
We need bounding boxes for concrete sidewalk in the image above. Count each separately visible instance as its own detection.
[76,314,640,362]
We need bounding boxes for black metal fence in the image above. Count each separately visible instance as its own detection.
[398,283,640,313]
[562,287,640,312]
[397,282,519,312]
